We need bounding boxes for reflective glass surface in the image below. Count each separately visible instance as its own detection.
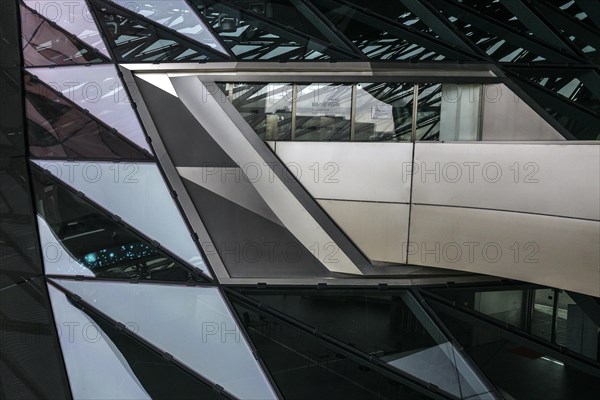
[428,297,600,400]
[191,0,355,60]
[32,166,203,282]
[355,82,413,141]
[48,285,152,399]
[0,158,42,289]
[311,0,451,61]
[53,279,278,400]
[23,0,111,58]
[295,83,352,141]
[0,68,25,156]
[429,0,561,63]
[241,289,494,399]
[112,0,228,54]
[91,0,226,62]
[20,3,109,66]
[33,160,209,276]
[0,277,71,400]
[416,83,441,141]
[24,74,150,159]
[229,293,432,400]
[27,65,152,152]
[223,83,293,140]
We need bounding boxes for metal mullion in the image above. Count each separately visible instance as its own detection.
[291,84,298,141]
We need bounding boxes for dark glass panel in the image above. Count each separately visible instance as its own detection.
[90,0,226,62]
[295,83,352,141]
[0,158,42,290]
[24,73,151,159]
[547,0,598,30]
[509,67,600,114]
[229,294,432,400]
[191,0,355,60]
[427,298,600,400]
[355,82,413,141]
[239,289,494,399]
[220,83,293,140]
[20,3,108,66]
[511,75,600,140]
[0,68,25,157]
[0,0,20,66]
[0,277,71,400]
[344,0,440,39]
[310,0,455,61]
[31,166,205,282]
[429,0,567,63]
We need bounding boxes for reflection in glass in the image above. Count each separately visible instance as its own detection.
[91,0,226,62]
[28,65,152,152]
[54,279,278,400]
[242,289,494,399]
[556,291,599,361]
[355,83,413,141]
[32,167,203,282]
[191,0,354,60]
[429,298,600,399]
[49,284,225,399]
[311,0,454,61]
[532,288,554,342]
[416,83,482,141]
[111,0,228,55]
[224,83,293,140]
[416,83,441,141]
[230,295,432,400]
[24,74,150,159]
[23,0,111,58]
[20,4,108,66]
[33,160,209,276]
[295,83,352,141]
[48,285,152,400]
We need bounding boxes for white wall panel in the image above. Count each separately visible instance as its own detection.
[408,205,600,297]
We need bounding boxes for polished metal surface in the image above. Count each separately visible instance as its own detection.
[481,84,564,141]
[318,200,409,264]
[413,142,600,221]
[408,205,600,297]
[275,142,413,203]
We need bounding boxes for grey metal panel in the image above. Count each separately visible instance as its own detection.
[481,84,564,141]
[318,200,409,264]
[171,77,365,275]
[408,205,600,297]
[119,67,230,280]
[275,142,413,203]
[413,143,600,221]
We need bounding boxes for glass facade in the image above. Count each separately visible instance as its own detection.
[1,1,599,399]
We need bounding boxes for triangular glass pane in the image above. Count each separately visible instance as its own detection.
[24,73,151,159]
[47,285,152,399]
[89,0,227,62]
[309,0,464,61]
[48,284,226,399]
[32,166,206,282]
[23,0,111,58]
[111,0,228,55]
[228,290,445,400]
[190,0,357,60]
[20,4,109,66]
[33,160,211,277]
[52,279,278,400]
[27,65,152,152]
[240,288,495,399]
